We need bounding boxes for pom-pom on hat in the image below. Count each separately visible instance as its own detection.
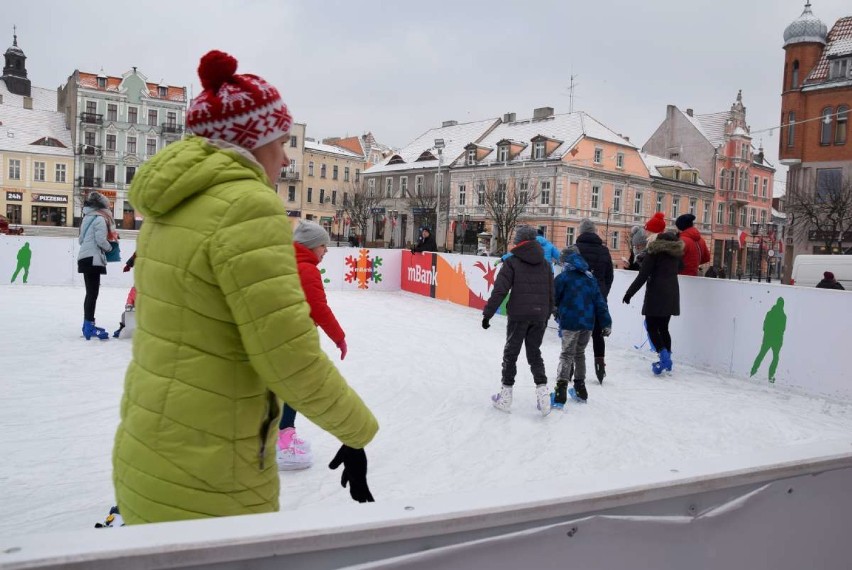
[824,271,835,280]
[675,213,696,231]
[186,50,292,150]
[644,212,666,234]
[293,220,330,249]
[514,225,538,244]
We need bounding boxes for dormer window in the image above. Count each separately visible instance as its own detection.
[616,152,624,169]
[829,58,850,80]
[158,86,168,97]
[466,148,476,165]
[533,141,546,160]
[497,146,509,162]
[97,77,106,89]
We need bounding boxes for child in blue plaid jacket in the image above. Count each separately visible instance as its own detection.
[552,246,612,404]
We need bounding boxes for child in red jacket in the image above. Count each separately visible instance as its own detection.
[277,221,347,470]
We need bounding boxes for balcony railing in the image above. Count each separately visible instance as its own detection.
[279,169,300,181]
[161,123,184,135]
[75,177,102,188]
[76,144,103,157]
[720,190,749,204]
[80,112,103,125]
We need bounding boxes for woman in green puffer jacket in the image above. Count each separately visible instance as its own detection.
[112,50,378,524]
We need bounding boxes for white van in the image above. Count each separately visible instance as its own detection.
[790,254,852,289]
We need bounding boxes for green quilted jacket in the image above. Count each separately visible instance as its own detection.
[113,137,378,524]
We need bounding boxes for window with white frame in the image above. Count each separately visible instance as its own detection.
[613,187,622,212]
[332,190,337,205]
[107,104,117,122]
[104,164,115,183]
[458,184,466,206]
[566,227,575,246]
[753,176,759,196]
[126,136,137,154]
[320,164,327,178]
[749,207,756,225]
[367,178,375,195]
[415,175,424,196]
[671,195,680,219]
[106,134,116,151]
[344,167,350,182]
[533,142,545,160]
[634,191,643,215]
[355,169,360,182]
[146,138,157,156]
[477,183,485,206]
[540,181,551,204]
[385,177,393,198]
[288,186,296,202]
[738,169,748,193]
[55,163,66,183]
[308,161,314,176]
[319,189,326,203]
[760,209,767,224]
[33,161,45,182]
[128,107,138,124]
[611,231,619,250]
[399,176,408,196]
[290,136,298,148]
[148,109,158,126]
[741,143,748,160]
[656,192,664,213]
[467,148,476,165]
[85,100,97,114]
[8,159,20,180]
[762,178,768,198]
[616,152,624,169]
[591,184,600,211]
[717,203,725,225]
[497,146,509,162]
[333,166,339,180]
[728,205,736,226]
[519,181,529,204]
[703,200,710,224]
[496,182,507,205]
[307,187,313,202]
[740,206,747,227]
[689,197,696,215]
[594,147,603,164]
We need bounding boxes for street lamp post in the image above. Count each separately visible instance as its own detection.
[389,210,398,248]
[335,208,344,247]
[434,138,445,251]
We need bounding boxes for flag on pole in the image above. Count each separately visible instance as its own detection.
[737,228,748,249]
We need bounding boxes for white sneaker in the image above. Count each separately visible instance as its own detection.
[535,384,552,416]
[492,385,513,412]
[276,445,313,471]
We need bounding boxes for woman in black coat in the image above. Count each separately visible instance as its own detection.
[622,232,684,374]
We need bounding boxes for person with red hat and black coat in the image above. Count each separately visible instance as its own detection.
[674,214,710,277]
[816,271,845,290]
[574,218,613,383]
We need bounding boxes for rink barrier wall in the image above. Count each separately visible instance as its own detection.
[2,238,849,401]
[2,440,851,569]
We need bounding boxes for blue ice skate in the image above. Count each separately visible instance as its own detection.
[550,392,565,410]
[568,387,588,404]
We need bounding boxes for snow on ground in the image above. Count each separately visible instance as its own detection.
[2,285,852,538]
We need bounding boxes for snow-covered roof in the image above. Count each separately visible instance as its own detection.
[683,110,728,147]
[806,17,852,84]
[0,83,73,157]
[640,152,707,185]
[458,111,635,165]
[304,139,364,159]
[772,208,787,219]
[364,117,500,174]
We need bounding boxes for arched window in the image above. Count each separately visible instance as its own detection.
[728,170,736,192]
[791,60,799,89]
[739,169,748,193]
[821,107,833,145]
[719,168,727,190]
[787,112,795,147]
[836,106,848,145]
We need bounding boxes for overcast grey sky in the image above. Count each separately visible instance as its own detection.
[5,0,850,185]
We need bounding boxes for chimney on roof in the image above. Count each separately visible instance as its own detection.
[442,120,458,127]
[533,107,554,120]
[623,135,630,142]
[23,96,32,110]
[503,112,516,123]
[686,108,694,117]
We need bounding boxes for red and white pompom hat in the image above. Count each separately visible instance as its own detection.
[186,50,292,151]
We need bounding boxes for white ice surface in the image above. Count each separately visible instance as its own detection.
[2,285,852,539]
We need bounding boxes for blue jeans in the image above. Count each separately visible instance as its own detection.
[279,404,297,430]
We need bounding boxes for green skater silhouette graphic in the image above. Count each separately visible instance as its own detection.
[750,297,786,383]
[11,242,32,284]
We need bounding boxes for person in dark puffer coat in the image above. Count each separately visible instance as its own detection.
[575,218,614,383]
[553,246,612,405]
[623,231,685,375]
[816,271,845,290]
[483,225,554,415]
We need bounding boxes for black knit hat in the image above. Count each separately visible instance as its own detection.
[675,213,696,231]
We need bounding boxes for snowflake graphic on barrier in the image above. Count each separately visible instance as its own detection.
[344,249,383,289]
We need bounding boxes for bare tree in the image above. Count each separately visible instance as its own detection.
[342,181,384,245]
[404,181,451,240]
[786,168,852,254]
[472,172,539,255]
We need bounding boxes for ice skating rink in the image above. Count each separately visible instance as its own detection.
[2,285,851,538]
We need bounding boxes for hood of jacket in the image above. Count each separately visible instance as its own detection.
[129,136,269,219]
[679,226,703,243]
[576,232,603,246]
[509,240,545,265]
[562,252,591,273]
[648,233,685,257]
[294,242,320,266]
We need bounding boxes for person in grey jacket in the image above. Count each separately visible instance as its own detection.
[77,191,116,340]
[482,225,554,415]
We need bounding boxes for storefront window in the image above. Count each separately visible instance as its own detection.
[31,206,66,226]
[6,204,22,224]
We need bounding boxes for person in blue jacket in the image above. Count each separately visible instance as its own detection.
[501,228,561,268]
[552,246,612,406]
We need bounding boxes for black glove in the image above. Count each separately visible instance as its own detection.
[481,316,491,329]
[329,445,374,503]
[622,295,631,305]
[602,327,612,337]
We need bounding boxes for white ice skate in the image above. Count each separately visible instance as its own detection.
[277,444,313,471]
[491,385,513,412]
[535,384,552,416]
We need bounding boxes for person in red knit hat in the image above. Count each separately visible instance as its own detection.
[113,50,378,525]
[644,211,666,234]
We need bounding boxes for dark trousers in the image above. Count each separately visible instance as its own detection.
[501,320,548,386]
[645,315,672,353]
[591,316,605,358]
[83,273,101,322]
[279,404,297,430]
